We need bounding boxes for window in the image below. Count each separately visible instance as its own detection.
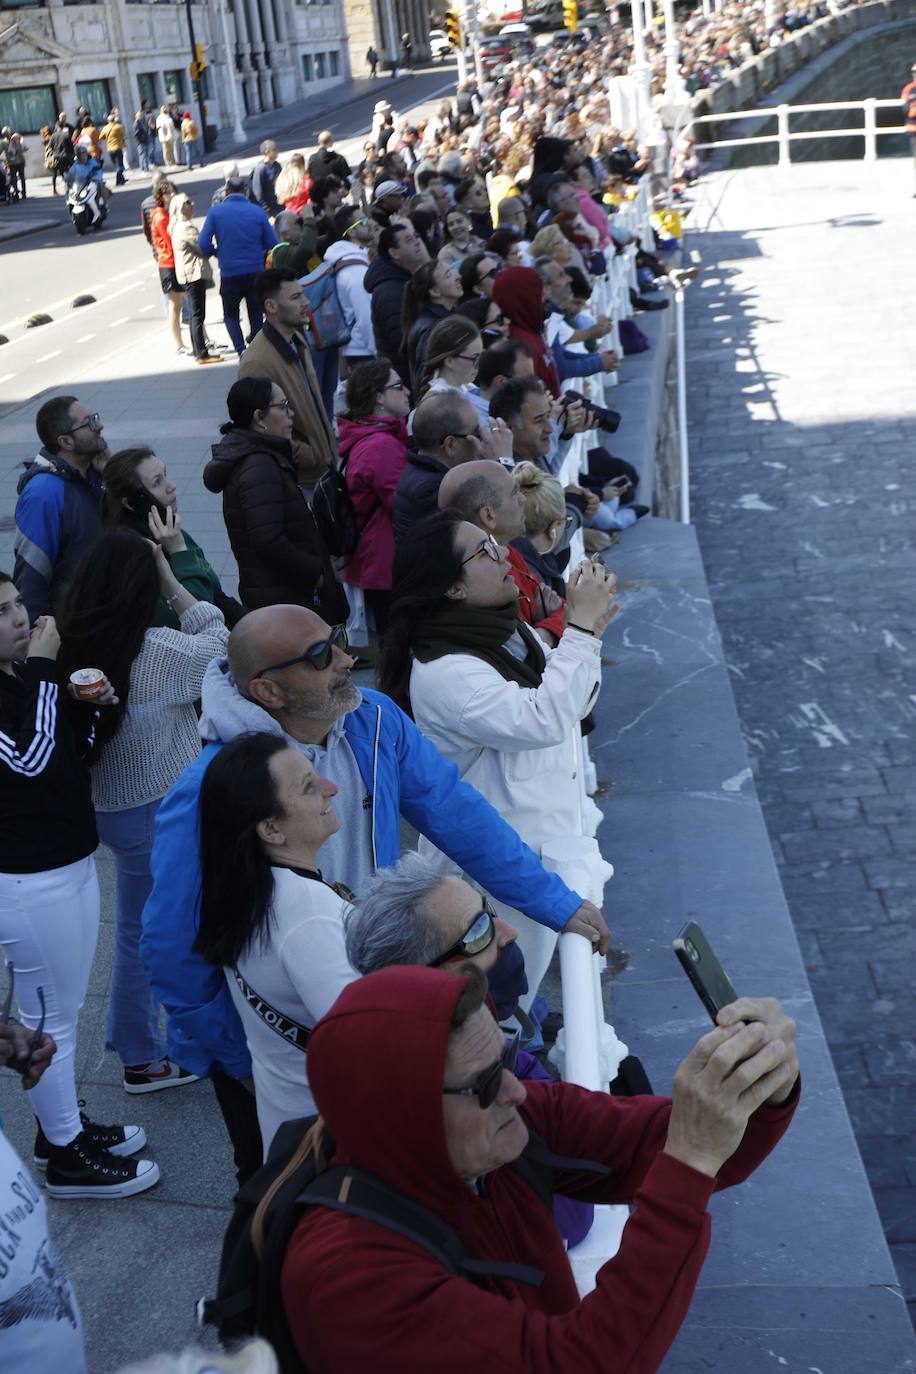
[302,54,312,82]
[329,50,339,76]
[137,72,158,108]
[315,52,326,79]
[75,79,112,120]
[0,0,43,9]
[163,70,184,103]
[0,84,56,133]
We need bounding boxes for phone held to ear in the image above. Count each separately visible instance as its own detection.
[131,487,170,525]
[672,921,737,1023]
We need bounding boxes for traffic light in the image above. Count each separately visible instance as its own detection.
[190,43,207,80]
[445,9,461,46]
[562,0,576,32]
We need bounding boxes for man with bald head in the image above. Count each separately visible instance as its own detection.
[439,460,567,646]
[141,603,610,1181]
[393,391,485,537]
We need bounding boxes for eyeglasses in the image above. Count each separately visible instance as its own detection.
[486,311,508,328]
[443,1030,520,1110]
[429,900,497,967]
[456,352,483,365]
[447,425,483,444]
[266,400,293,414]
[66,412,102,435]
[1,961,46,1077]
[254,624,349,678]
[382,381,406,392]
[477,267,498,283]
[460,534,501,567]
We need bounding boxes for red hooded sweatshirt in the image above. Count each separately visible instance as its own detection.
[492,267,561,398]
[282,967,799,1374]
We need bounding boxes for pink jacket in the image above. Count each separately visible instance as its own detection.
[339,415,408,590]
[575,185,611,249]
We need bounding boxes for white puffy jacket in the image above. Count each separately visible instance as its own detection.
[323,239,373,357]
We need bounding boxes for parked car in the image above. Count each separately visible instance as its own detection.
[479,35,513,69]
[429,27,451,59]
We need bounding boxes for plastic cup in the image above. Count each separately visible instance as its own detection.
[69,669,106,700]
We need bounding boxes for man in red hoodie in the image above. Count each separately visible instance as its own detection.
[282,964,800,1373]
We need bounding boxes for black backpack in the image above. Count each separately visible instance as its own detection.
[199,1113,608,1373]
[310,455,379,560]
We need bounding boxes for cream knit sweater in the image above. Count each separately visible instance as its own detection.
[92,600,229,813]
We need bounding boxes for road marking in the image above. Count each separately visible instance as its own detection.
[139,304,155,313]
[0,267,144,338]
[0,281,151,353]
[35,350,61,363]
[76,333,96,343]
[112,317,129,327]
[0,373,17,385]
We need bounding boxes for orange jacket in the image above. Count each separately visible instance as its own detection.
[507,544,567,643]
[902,80,916,133]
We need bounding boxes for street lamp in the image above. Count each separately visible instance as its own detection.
[215,0,247,145]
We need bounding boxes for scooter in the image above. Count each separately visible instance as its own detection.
[67,179,108,236]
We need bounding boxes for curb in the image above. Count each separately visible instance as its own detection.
[0,214,64,244]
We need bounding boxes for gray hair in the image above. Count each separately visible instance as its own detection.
[274,210,297,239]
[412,391,475,455]
[222,160,239,180]
[260,139,278,156]
[344,852,450,974]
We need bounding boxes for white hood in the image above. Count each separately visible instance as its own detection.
[323,240,370,267]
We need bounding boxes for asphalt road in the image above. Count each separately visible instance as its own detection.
[0,64,457,414]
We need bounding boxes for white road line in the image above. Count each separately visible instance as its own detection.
[0,265,146,337]
[76,333,97,343]
[0,281,150,353]
[139,304,155,313]
[0,373,17,385]
[111,317,129,327]
[35,350,61,364]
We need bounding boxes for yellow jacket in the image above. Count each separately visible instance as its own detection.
[100,121,126,152]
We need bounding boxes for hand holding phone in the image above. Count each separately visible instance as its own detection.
[673,922,737,1023]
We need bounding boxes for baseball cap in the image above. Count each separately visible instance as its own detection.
[373,179,405,201]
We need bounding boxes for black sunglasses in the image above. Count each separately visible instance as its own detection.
[254,624,349,678]
[443,1030,520,1110]
[429,901,497,967]
[1,961,46,1077]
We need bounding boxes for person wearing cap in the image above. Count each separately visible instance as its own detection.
[902,61,916,193]
[308,130,351,186]
[370,178,408,231]
[324,208,378,370]
[280,963,800,1374]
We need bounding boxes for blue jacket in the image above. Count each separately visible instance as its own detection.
[553,338,604,384]
[140,673,582,1079]
[199,194,276,277]
[13,450,104,618]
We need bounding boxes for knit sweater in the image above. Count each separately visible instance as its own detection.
[91,601,228,812]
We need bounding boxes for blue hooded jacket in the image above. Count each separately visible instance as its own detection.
[140,660,582,1079]
[13,449,104,619]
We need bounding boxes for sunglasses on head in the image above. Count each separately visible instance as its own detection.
[429,901,497,967]
[443,1029,520,1110]
[1,961,46,1077]
[254,624,349,679]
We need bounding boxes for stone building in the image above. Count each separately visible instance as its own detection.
[0,0,429,176]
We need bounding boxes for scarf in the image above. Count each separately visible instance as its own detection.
[410,599,546,690]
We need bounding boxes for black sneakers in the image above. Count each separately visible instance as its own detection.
[45,1133,160,1199]
[34,1110,146,1170]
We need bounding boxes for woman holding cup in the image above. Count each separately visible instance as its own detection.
[58,530,229,1096]
[0,572,160,1199]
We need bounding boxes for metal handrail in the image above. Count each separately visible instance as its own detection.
[688,96,907,164]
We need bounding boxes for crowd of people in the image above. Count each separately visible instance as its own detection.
[0,35,806,1374]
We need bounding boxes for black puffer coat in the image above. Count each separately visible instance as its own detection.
[204,428,348,622]
[365,253,412,380]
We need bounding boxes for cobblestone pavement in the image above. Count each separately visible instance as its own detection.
[686,157,916,1327]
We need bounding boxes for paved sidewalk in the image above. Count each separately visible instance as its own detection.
[685,156,916,1331]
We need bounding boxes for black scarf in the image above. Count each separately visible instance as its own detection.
[411,600,546,689]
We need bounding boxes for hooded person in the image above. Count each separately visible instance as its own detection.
[280,964,801,1374]
[528,136,576,218]
[492,267,560,399]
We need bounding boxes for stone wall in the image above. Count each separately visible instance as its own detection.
[691,0,916,167]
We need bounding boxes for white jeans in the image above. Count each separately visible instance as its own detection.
[0,857,100,1145]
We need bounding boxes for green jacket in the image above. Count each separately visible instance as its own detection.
[155,531,223,629]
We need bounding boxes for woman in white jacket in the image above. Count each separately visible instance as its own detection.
[378,510,617,1003]
[195,731,357,1157]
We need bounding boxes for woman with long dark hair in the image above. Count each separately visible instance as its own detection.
[195,733,355,1155]
[378,510,616,1006]
[401,259,462,397]
[204,378,348,622]
[0,571,160,1198]
[338,360,410,635]
[57,529,228,1093]
[102,446,242,628]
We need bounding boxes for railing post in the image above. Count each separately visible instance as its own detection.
[675,287,690,524]
[777,103,791,165]
[863,96,877,162]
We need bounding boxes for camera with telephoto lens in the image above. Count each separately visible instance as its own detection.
[562,390,621,434]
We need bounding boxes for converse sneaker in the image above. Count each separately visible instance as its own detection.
[45,1134,160,1199]
[34,1110,146,1170]
[123,1058,199,1094]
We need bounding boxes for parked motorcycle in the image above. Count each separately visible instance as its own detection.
[67,180,108,236]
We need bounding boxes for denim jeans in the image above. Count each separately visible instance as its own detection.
[110,147,126,183]
[220,272,263,355]
[96,800,166,1067]
[136,141,150,172]
[183,139,198,170]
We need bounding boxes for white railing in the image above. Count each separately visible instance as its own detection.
[690,97,905,165]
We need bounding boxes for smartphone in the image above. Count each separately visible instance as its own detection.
[131,487,169,525]
[672,922,737,1023]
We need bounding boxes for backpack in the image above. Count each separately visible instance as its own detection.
[310,451,379,560]
[199,1113,608,1373]
[298,257,365,352]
